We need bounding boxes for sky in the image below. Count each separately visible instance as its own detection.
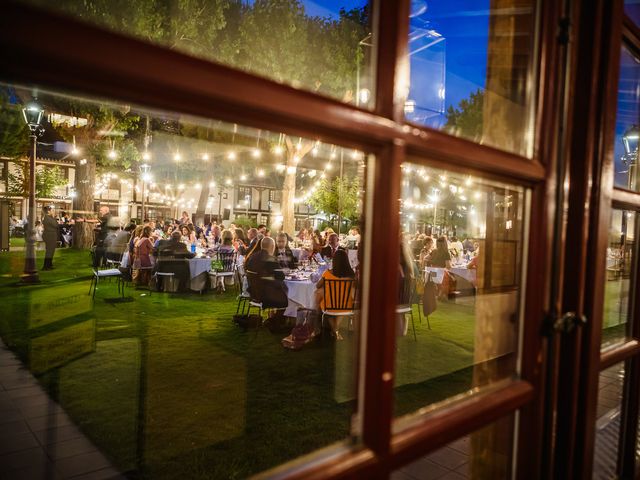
[407,0,490,128]
[300,0,367,18]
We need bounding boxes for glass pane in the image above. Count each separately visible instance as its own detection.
[392,414,515,479]
[625,1,640,28]
[603,210,636,348]
[405,1,537,157]
[19,0,376,108]
[0,82,368,478]
[613,46,640,191]
[593,363,625,479]
[394,161,527,417]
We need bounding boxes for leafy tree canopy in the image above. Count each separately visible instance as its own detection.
[444,88,484,143]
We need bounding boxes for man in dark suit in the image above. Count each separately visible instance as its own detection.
[320,233,345,260]
[245,237,288,308]
[239,227,259,256]
[93,206,112,267]
[275,232,297,269]
[41,206,59,270]
[154,231,195,291]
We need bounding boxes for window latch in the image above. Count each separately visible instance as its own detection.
[543,311,587,336]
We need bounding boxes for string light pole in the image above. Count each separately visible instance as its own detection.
[20,97,45,284]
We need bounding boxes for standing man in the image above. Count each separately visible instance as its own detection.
[93,205,111,267]
[42,205,58,270]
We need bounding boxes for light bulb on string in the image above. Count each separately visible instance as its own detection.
[174,152,182,162]
[257,169,265,177]
[202,153,210,161]
[227,151,237,160]
[252,148,261,158]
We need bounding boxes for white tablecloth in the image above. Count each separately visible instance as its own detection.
[284,279,317,317]
[188,258,212,278]
[425,267,477,286]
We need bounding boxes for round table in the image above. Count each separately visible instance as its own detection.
[284,278,317,317]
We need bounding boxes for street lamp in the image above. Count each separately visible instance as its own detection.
[21,97,44,284]
[622,124,640,190]
[139,162,151,221]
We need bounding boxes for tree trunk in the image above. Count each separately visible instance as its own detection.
[281,154,297,234]
[281,138,314,234]
[195,185,210,225]
[72,157,96,249]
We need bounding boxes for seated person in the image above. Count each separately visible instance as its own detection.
[245,237,288,309]
[320,233,345,260]
[218,229,236,253]
[154,231,195,291]
[275,232,298,269]
[315,249,356,340]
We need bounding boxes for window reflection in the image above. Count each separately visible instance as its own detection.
[0,82,367,478]
[603,210,636,348]
[392,414,515,479]
[593,363,625,479]
[405,0,537,157]
[613,47,640,191]
[394,162,527,417]
[19,0,376,108]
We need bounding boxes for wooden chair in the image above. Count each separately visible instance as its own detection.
[321,278,357,335]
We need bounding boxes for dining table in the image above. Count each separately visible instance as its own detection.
[283,270,319,317]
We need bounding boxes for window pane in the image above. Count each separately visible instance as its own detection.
[405,1,537,157]
[392,414,515,479]
[613,46,640,191]
[0,82,367,478]
[625,1,640,28]
[603,210,636,348]
[593,363,625,479]
[394,162,527,417]
[19,0,376,108]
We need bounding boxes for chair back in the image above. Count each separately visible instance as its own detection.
[217,251,236,273]
[236,263,249,295]
[323,278,356,312]
[245,270,263,302]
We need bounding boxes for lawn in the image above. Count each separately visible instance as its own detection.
[0,246,486,479]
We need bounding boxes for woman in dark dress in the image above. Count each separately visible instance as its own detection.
[41,206,58,270]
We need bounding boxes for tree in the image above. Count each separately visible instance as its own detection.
[7,164,68,199]
[444,89,485,143]
[0,90,29,160]
[309,175,361,230]
[43,95,143,248]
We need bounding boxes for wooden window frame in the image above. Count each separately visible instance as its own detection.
[0,1,564,479]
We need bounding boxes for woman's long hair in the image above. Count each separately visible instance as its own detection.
[332,249,355,278]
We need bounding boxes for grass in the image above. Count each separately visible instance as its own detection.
[0,245,497,479]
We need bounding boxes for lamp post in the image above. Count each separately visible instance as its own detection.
[622,124,640,190]
[20,98,44,284]
[139,162,151,221]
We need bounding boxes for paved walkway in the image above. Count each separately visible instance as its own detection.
[0,339,123,480]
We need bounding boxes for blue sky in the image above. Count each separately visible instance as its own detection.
[301,0,367,18]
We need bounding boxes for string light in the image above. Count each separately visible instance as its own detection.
[225,178,232,185]
[257,169,265,177]
[202,153,210,161]
[240,174,247,181]
[274,145,284,156]
[252,148,261,158]
[227,151,236,160]
[174,152,182,161]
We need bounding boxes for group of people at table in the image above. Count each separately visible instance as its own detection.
[93,209,361,339]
